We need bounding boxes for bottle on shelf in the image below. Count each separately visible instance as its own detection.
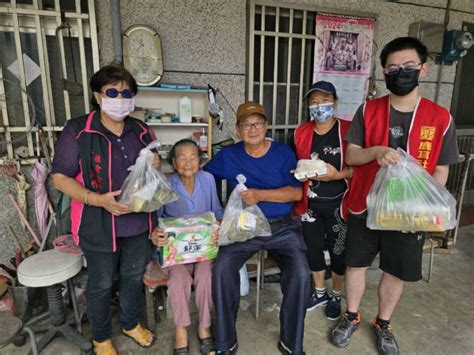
[179,96,192,123]
[199,128,208,152]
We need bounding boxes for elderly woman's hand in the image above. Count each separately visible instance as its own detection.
[240,189,261,205]
[150,227,168,247]
[97,190,130,216]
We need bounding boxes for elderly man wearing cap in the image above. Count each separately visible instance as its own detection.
[292,81,352,321]
[204,101,310,355]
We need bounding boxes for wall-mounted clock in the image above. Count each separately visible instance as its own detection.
[123,25,164,86]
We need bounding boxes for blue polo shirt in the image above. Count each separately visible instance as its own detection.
[203,141,301,218]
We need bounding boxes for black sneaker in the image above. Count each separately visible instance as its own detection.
[307,290,329,312]
[330,312,361,348]
[325,294,342,320]
[372,319,400,355]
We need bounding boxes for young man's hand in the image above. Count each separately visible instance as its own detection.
[375,147,399,167]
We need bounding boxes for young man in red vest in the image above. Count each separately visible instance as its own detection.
[330,37,460,355]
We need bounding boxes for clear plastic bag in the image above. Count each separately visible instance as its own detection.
[119,141,178,212]
[218,174,272,245]
[367,148,457,232]
[239,265,250,296]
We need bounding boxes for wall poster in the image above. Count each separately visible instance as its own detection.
[313,13,376,120]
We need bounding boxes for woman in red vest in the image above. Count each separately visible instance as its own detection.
[293,81,352,320]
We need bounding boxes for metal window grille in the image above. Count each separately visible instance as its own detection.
[0,0,99,163]
[248,0,318,143]
[451,129,474,197]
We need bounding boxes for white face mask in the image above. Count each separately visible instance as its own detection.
[101,97,135,121]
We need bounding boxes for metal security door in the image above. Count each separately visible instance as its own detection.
[0,0,100,163]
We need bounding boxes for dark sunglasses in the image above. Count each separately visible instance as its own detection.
[101,88,135,99]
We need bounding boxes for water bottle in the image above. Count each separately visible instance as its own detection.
[179,96,192,123]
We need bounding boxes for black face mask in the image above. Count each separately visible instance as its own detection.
[384,69,420,96]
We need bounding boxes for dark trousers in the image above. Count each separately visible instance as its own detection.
[82,232,149,342]
[212,219,310,354]
[301,200,347,275]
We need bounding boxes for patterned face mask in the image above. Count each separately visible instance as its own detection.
[309,103,334,122]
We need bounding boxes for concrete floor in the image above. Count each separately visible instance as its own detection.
[2,226,474,355]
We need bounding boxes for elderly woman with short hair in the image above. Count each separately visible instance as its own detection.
[151,139,223,355]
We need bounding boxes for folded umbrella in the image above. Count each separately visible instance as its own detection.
[31,161,50,238]
[15,172,30,231]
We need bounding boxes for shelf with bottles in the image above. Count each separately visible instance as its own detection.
[133,85,213,158]
[146,122,208,127]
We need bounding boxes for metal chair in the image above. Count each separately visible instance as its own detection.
[441,152,474,247]
[423,152,474,282]
[246,250,266,319]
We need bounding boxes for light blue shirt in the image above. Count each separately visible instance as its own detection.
[161,170,224,220]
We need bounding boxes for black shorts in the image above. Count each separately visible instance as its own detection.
[345,213,425,282]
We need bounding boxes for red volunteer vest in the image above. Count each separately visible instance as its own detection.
[342,95,452,219]
[293,118,351,217]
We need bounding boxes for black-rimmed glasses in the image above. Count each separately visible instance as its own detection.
[383,62,422,75]
[239,121,266,131]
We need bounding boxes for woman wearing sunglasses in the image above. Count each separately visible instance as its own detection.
[52,66,157,354]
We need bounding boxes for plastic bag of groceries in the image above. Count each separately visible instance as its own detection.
[119,141,178,212]
[218,174,271,245]
[366,148,456,232]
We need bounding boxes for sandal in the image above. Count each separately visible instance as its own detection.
[92,339,117,355]
[122,324,155,348]
[198,336,216,355]
[174,346,189,354]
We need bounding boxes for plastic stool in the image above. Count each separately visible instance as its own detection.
[17,250,92,354]
[143,262,168,332]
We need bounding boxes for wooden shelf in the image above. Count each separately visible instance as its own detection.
[135,86,212,157]
[146,122,208,127]
[138,86,208,94]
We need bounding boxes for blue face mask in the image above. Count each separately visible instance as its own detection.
[309,103,334,122]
